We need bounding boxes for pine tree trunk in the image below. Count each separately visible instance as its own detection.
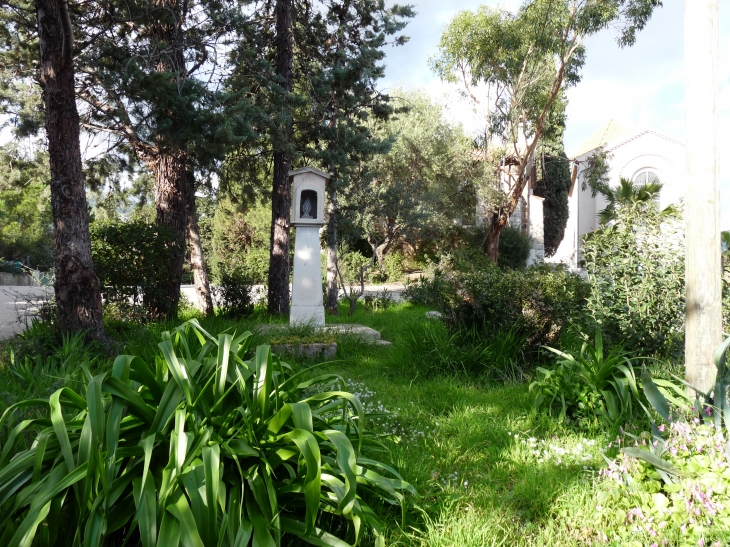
[186,173,214,316]
[684,0,721,394]
[325,185,339,314]
[267,0,294,316]
[37,0,104,339]
[152,152,188,318]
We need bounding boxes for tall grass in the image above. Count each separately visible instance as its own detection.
[402,321,528,381]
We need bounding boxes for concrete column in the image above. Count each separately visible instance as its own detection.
[290,225,325,326]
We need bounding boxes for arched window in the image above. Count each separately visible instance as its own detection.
[632,168,661,204]
[632,168,660,186]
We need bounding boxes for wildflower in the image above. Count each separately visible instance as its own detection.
[658,424,665,432]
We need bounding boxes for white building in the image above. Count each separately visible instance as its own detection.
[549,120,686,268]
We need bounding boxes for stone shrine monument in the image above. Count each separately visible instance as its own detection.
[289,167,329,326]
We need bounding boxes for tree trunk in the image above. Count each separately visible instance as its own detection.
[186,172,214,316]
[684,0,721,394]
[36,0,104,339]
[152,151,188,318]
[267,0,294,316]
[485,211,506,263]
[325,185,338,314]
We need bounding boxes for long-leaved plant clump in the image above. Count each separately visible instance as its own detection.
[0,320,415,547]
[530,329,641,427]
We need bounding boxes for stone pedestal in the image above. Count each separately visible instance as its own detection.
[290,225,325,326]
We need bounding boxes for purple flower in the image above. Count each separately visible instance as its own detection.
[658,424,665,432]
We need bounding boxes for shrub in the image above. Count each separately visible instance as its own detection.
[0,320,416,547]
[595,337,730,545]
[363,289,395,312]
[210,200,270,284]
[530,328,641,427]
[581,198,684,358]
[383,251,405,281]
[214,271,255,317]
[90,220,182,320]
[495,226,531,270]
[411,257,589,356]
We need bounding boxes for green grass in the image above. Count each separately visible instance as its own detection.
[0,302,623,546]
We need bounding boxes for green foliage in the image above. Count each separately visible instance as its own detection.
[337,251,371,285]
[534,105,573,258]
[0,320,416,547]
[214,272,255,318]
[530,329,641,427]
[383,251,405,282]
[581,184,684,358]
[362,290,395,312]
[344,90,482,261]
[408,257,589,357]
[90,221,182,320]
[404,320,528,381]
[599,421,730,546]
[596,337,730,545]
[0,145,53,268]
[494,226,531,270]
[210,198,270,284]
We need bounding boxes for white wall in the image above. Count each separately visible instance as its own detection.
[549,130,686,267]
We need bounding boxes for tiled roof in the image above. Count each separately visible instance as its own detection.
[572,119,631,158]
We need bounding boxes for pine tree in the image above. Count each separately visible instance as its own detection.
[35,0,104,337]
[289,0,413,314]
[72,0,258,318]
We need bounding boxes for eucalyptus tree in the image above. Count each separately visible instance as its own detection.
[432,0,661,262]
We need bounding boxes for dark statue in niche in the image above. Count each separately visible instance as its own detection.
[300,190,317,219]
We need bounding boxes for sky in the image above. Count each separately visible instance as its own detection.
[378,1,730,227]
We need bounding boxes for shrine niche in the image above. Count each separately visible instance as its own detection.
[300,190,318,219]
[291,167,327,226]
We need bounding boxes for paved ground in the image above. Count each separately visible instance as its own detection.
[0,282,409,341]
[0,286,53,341]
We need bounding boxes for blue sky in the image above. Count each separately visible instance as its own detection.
[379,1,730,227]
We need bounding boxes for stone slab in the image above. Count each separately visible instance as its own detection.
[272,342,337,360]
[254,323,388,345]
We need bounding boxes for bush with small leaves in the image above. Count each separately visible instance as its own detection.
[90,220,182,320]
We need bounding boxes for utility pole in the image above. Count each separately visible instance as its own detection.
[684,0,721,394]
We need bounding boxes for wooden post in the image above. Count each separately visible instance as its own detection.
[684,0,721,394]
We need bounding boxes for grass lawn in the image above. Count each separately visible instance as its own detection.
[0,302,633,546]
